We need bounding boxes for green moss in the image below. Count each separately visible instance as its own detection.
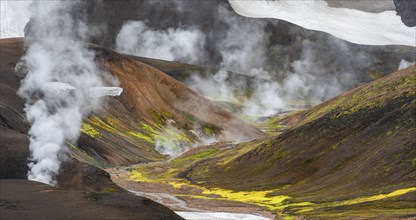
[156,127,192,145]
[332,101,381,119]
[174,149,219,165]
[68,143,98,165]
[329,135,351,151]
[271,146,290,161]
[127,122,161,143]
[80,123,101,137]
[200,187,291,211]
[128,131,154,143]
[178,111,221,137]
[127,122,193,151]
[217,142,259,166]
[293,71,416,125]
[129,170,148,182]
[141,123,158,135]
[129,168,314,220]
[151,111,174,128]
[323,187,416,208]
[100,187,119,193]
[87,116,117,133]
[179,111,198,124]
[411,158,416,169]
[151,111,166,126]
[258,117,287,134]
[203,125,218,136]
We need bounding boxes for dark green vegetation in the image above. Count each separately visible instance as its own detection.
[130,66,416,219]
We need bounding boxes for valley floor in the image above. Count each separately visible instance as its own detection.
[108,166,276,220]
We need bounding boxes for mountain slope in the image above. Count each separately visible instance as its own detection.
[128,65,416,219]
[0,38,265,172]
[195,66,415,191]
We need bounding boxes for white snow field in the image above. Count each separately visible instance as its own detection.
[228,0,416,47]
[176,211,271,220]
[88,87,124,98]
[3,0,415,47]
[45,82,123,98]
[0,1,31,38]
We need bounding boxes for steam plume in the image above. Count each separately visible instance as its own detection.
[17,1,117,185]
[116,21,206,63]
[114,3,378,117]
[154,125,190,158]
[398,59,415,70]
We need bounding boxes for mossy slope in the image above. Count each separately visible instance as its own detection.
[131,66,416,219]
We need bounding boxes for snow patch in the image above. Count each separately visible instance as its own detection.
[0,1,31,38]
[88,87,123,98]
[176,211,271,220]
[398,60,415,70]
[228,0,416,47]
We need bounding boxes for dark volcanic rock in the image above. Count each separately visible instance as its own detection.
[0,38,183,220]
[394,0,416,27]
[0,128,28,179]
[0,179,183,220]
[0,38,29,179]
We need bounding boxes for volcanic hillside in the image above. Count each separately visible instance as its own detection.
[126,65,416,219]
[0,38,187,219]
[0,38,265,174]
[0,37,266,220]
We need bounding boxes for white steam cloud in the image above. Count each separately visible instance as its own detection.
[0,1,31,38]
[216,5,269,73]
[113,3,378,119]
[114,4,365,118]
[187,5,364,117]
[17,1,118,185]
[398,59,415,70]
[153,120,219,158]
[188,38,361,117]
[154,124,190,158]
[116,21,206,63]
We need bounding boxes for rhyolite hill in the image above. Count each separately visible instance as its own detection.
[1,38,265,171]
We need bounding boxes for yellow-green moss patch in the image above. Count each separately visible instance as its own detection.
[81,123,101,137]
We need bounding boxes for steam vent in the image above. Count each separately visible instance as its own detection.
[1,1,415,220]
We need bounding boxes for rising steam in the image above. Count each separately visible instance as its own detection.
[17,1,118,185]
[154,124,190,158]
[114,3,375,117]
[116,21,206,64]
[398,59,415,70]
